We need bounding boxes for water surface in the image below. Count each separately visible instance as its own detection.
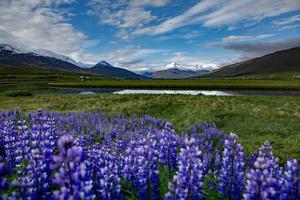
[58,89,300,97]
[1,84,300,97]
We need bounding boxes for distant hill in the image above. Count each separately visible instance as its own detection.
[207,47,300,77]
[148,68,210,79]
[0,44,146,80]
[89,61,147,79]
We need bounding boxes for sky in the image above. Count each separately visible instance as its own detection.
[0,0,300,73]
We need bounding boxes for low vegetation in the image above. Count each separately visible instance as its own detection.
[0,65,106,83]
[48,78,300,90]
[5,90,33,97]
[0,94,299,161]
[1,110,298,199]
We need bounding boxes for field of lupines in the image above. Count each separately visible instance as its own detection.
[0,109,299,200]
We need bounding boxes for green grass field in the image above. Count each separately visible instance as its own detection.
[49,78,300,90]
[0,94,299,162]
[2,65,300,91]
[0,65,105,83]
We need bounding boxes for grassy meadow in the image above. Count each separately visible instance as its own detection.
[0,93,299,162]
[0,65,105,83]
[1,65,300,162]
[48,78,300,90]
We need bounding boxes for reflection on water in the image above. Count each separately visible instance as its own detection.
[113,90,232,96]
[1,84,300,96]
[79,91,97,95]
[50,89,300,96]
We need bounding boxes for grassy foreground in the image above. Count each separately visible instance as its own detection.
[0,94,299,161]
[49,78,300,90]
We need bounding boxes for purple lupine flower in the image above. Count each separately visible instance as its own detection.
[151,123,178,173]
[281,159,300,200]
[244,141,282,200]
[87,143,121,200]
[218,133,245,200]
[245,153,258,169]
[165,138,205,200]
[15,120,30,163]
[133,145,151,199]
[52,134,95,200]
[123,138,160,200]
[147,136,160,200]
[205,148,222,192]
[1,109,300,199]
[0,156,8,191]
[15,116,56,199]
[3,120,17,171]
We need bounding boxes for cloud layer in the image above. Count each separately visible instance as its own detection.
[134,0,300,36]
[0,0,299,72]
[224,37,300,58]
[88,0,169,39]
[0,0,98,62]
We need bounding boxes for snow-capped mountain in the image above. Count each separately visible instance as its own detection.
[95,61,112,67]
[141,62,218,79]
[165,62,218,71]
[165,62,181,69]
[0,43,87,72]
[148,68,211,79]
[33,49,78,65]
[0,43,92,68]
[0,43,29,54]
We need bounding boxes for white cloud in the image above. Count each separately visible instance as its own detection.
[166,52,219,69]
[98,46,171,69]
[204,34,273,47]
[273,14,300,25]
[277,24,299,31]
[88,0,169,39]
[200,0,300,27]
[224,37,300,58]
[130,0,169,7]
[134,0,300,36]
[156,30,202,41]
[221,34,273,43]
[134,0,220,36]
[0,0,99,62]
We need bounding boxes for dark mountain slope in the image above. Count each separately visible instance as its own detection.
[0,45,85,73]
[208,47,300,77]
[89,61,147,79]
[149,68,210,79]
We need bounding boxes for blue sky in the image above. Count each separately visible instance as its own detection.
[1,0,300,72]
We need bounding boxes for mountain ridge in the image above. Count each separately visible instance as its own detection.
[0,43,146,80]
[88,60,147,79]
[143,62,213,79]
[147,68,210,79]
[206,47,300,77]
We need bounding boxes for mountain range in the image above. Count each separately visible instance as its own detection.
[144,62,211,79]
[1,43,300,79]
[0,44,145,79]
